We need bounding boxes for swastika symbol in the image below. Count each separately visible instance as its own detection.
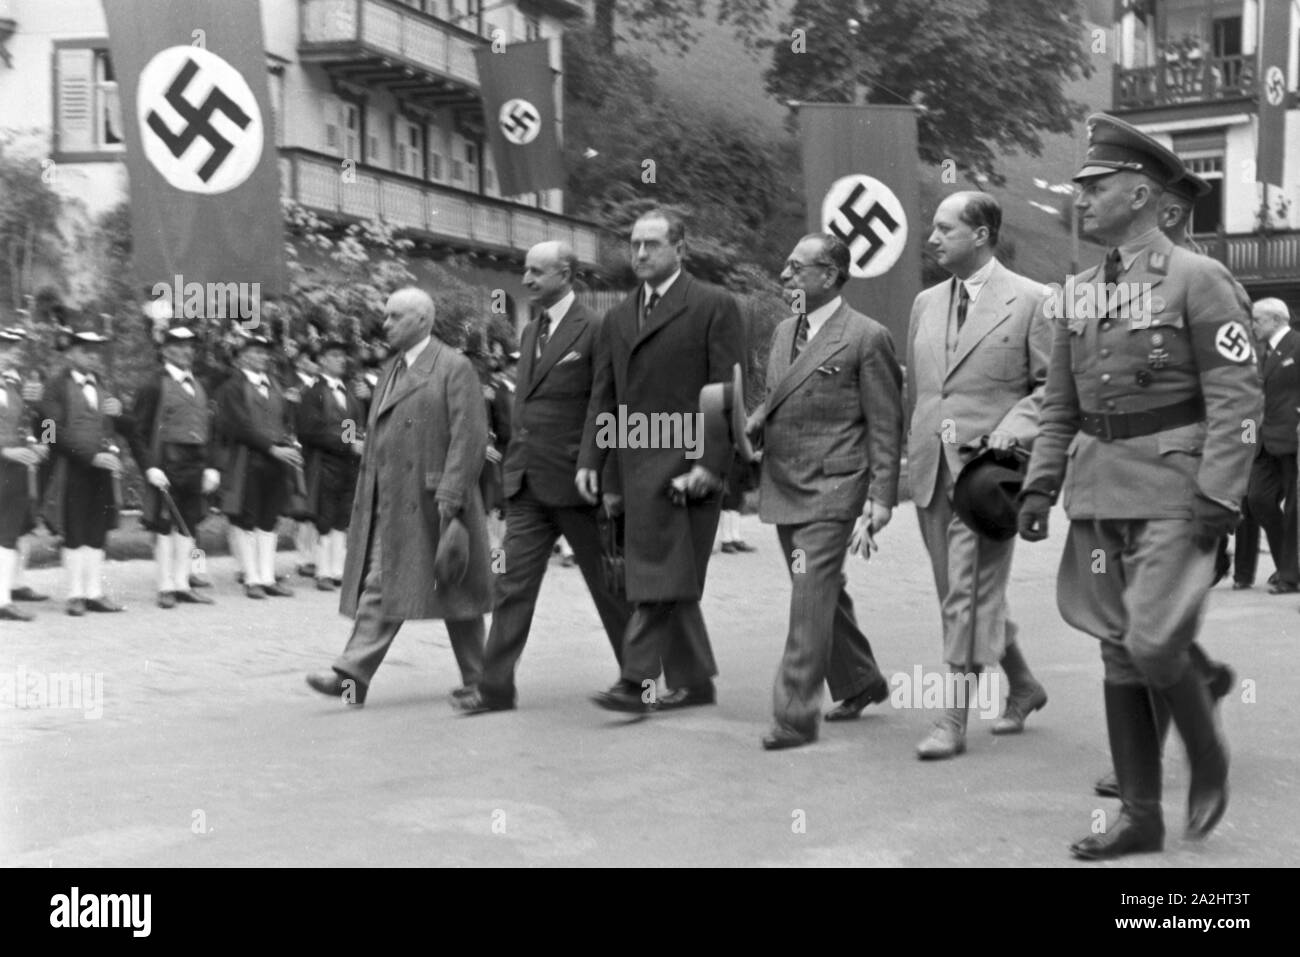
[820,175,908,279]
[147,59,250,183]
[829,183,900,269]
[1265,66,1286,107]
[1214,321,1252,362]
[137,46,263,195]
[499,98,541,145]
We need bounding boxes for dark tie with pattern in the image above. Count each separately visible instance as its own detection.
[380,357,406,408]
[956,282,970,331]
[791,313,809,362]
[535,310,551,359]
[640,290,660,332]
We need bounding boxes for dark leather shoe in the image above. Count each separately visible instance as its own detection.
[761,726,815,751]
[1268,581,1299,594]
[720,541,736,554]
[66,598,86,617]
[0,603,35,621]
[991,682,1048,734]
[244,584,267,599]
[454,687,515,715]
[730,540,756,552]
[11,586,49,602]
[1268,572,1279,586]
[297,563,317,578]
[189,574,212,589]
[592,681,653,714]
[84,597,124,613]
[656,682,716,710]
[174,589,214,605]
[824,677,890,721]
[262,582,294,597]
[306,671,367,706]
[157,590,177,609]
[315,577,336,591]
[1231,580,1253,590]
[1070,810,1164,860]
[1094,770,1120,798]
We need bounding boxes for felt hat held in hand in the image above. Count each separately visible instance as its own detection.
[435,515,470,586]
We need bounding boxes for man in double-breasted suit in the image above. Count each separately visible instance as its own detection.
[457,241,631,714]
[306,287,491,706]
[579,208,745,713]
[748,233,903,750]
[1245,298,1300,593]
[906,191,1053,760]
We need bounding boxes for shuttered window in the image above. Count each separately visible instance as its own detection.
[53,43,124,160]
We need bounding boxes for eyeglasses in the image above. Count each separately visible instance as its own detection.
[783,260,833,274]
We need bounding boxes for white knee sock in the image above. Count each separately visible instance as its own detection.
[63,548,84,600]
[257,530,278,586]
[155,535,175,592]
[83,547,105,599]
[314,531,330,580]
[0,546,15,606]
[230,527,256,583]
[13,538,29,587]
[296,522,317,567]
[172,534,194,592]
[330,530,348,579]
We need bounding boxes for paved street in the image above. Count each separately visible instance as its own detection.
[2,505,1296,868]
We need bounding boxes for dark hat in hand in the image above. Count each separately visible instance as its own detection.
[952,442,1030,542]
[700,362,758,465]
[435,515,470,586]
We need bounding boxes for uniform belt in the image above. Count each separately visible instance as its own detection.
[1079,396,1205,442]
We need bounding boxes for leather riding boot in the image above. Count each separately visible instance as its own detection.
[1071,683,1164,860]
[1156,668,1229,840]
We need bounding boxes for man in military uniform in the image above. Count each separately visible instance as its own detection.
[127,326,220,609]
[0,329,50,621]
[214,334,303,599]
[42,328,129,616]
[1089,170,1237,800]
[297,336,364,590]
[1018,115,1262,859]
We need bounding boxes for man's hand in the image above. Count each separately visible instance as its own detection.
[352,379,371,400]
[867,500,892,534]
[269,445,304,469]
[575,468,599,505]
[744,409,765,448]
[682,465,721,499]
[90,451,122,474]
[848,515,877,560]
[351,439,365,458]
[1191,494,1238,551]
[1,446,40,468]
[1017,492,1052,542]
[201,468,221,494]
[145,467,170,489]
[102,396,123,417]
[485,445,502,465]
[602,493,623,518]
[987,429,1018,452]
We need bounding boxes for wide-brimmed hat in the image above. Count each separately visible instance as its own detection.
[699,362,758,465]
[952,443,1030,542]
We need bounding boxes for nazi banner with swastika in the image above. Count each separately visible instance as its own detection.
[104,0,285,295]
[1256,0,1289,189]
[800,105,921,348]
[474,39,564,198]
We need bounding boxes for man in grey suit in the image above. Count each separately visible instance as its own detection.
[748,233,904,750]
[456,241,630,714]
[906,191,1052,759]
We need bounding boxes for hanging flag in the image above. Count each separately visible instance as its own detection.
[103,0,285,309]
[474,38,564,197]
[800,104,921,348]
[1256,0,1290,189]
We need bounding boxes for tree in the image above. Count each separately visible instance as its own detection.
[591,0,778,54]
[763,0,1093,186]
[0,132,66,317]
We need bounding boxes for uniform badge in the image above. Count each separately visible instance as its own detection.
[1148,251,1169,275]
[1147,348,1169,369]
[1135,370,1152,387]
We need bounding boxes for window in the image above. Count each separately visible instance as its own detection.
[324,99,361,161]
[1212,16,1242,58]
[395,118,423,178]
[1182,154,1225,234]
[525,15,542,41]
[53,43,124,159]
[464,140,478,191]
[427,123,446,182]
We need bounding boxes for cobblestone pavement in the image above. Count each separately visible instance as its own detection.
[2,506,1295,867]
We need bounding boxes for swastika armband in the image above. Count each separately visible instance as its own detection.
[1192,320,1255,369]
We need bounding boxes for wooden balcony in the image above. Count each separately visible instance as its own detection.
[299,0,483,109]
[279,147,602,265]
[1114,53,1255,111]
[1194,229,1300,282]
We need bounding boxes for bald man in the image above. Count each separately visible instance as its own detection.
[306,287,493,706]
[457,241,630,713]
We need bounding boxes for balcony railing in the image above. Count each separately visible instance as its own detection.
[1115,53,1255,111]
[299,0,482,91]
[280,148,601,265]
[1194,230,1300,282]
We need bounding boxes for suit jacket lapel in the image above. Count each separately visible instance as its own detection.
[925,280,955,373]
[634,273,690,348]
[1264,329,1293,377]
[529,308,586,395]
[378,338,440,417]
[765,304,852,415]
[516,321,538,394]
[946,263,1015,378]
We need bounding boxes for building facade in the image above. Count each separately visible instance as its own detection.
[1110,0,1300,307]
[0,0,604,322]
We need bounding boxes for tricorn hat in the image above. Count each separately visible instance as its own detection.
[699,362,758,465]
[952,443,1030,542]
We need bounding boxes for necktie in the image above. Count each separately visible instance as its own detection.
[535,310,551,359]
[640,290,660,332]
[1260,340,1272,366]
[956,283,970,331]
[380,357,406,407]
[1103,249,1123,320]
[80,375,99,410]
[791,313,809,362]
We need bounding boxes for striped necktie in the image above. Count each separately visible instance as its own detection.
[791,313,809,362]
